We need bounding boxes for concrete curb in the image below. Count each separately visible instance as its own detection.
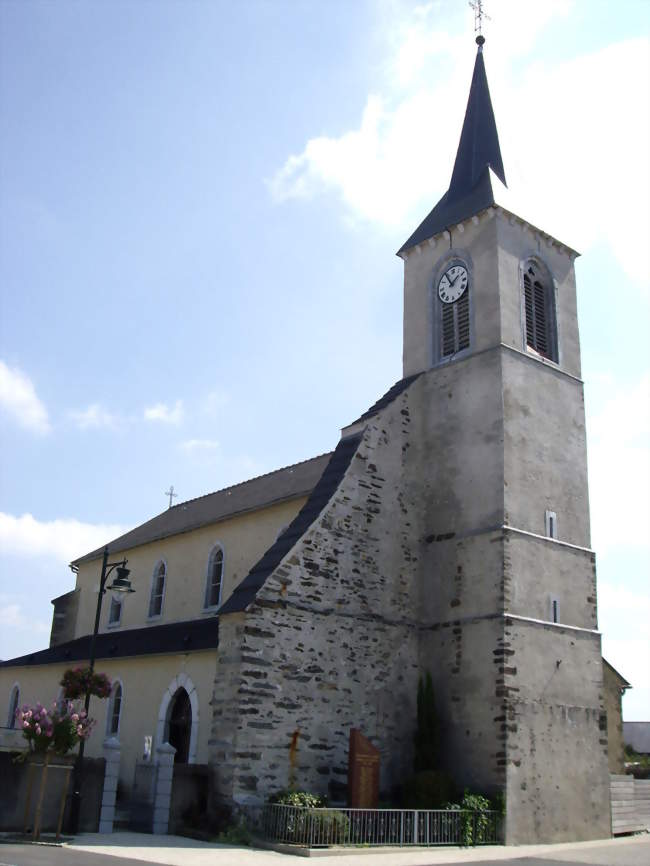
[60,830,649,866]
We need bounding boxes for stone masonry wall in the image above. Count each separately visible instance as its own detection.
[210,348,610,841]
[210,386,423,806]
[503,619,611,842]
[419,615,505,796]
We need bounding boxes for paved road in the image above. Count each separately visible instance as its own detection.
[0,835,648,866]
[0,845,157,866]
[464,838,650,866]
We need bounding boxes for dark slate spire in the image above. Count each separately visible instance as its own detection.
[398,37,506,255]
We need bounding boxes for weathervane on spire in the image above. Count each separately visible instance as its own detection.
[469,0,490,45]
[165,485,178,509]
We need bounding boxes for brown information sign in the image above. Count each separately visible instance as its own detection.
[348,728,380,808]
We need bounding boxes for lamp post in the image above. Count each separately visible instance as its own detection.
[67,545,134,834]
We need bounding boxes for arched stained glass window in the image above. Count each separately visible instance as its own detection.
[204,545,224,609]
[108,596,122,626]
[148,560,166,618]
[107,681,123,736]
[8,684,20,729]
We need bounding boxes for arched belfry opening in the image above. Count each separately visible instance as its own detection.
[166,687,192,763]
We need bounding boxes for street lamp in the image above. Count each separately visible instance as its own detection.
[67,545,134,834]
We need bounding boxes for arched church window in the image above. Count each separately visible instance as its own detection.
[7,684,20,728]
[522,259,557,361]
[148,560,166,618]
[204,545,224,609]
[107,681,123,736]
[108,595,122,627]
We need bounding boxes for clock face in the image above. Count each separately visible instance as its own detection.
[438,263,469,304]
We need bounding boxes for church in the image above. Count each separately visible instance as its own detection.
[0,36,612,844]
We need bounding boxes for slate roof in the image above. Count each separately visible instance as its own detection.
[73,452,332,565]
[9,372,413,663]
[219,432,363,614]
[350,374,421,425]
[603,658,631,689]
[398,41,506,255]
[0,617,219,668]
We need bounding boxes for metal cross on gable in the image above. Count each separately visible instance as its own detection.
[165,485,178,509]
[469,0,491,36]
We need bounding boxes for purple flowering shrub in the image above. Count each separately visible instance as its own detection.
[16,701,95,755]
[60,667,112,700]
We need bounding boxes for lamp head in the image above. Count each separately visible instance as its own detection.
[108,564,134,593]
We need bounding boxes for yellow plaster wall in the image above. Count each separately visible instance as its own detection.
[72,496,306,638]
[0,650,216,786]
[603,662,627,773]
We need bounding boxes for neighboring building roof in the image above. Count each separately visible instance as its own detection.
[624,722,650,755]
[398,40,506,255]
[219,432,363,614]
[72,452,332,565]
[603,658,632,689]
[0,617,219,668]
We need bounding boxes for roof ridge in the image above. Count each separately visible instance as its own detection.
[169,450,334,512]
[71,449,335,564]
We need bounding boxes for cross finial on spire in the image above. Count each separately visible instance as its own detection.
[165,485,178,509]
[469,0,490,46]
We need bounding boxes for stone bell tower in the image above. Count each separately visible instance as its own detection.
[398,36,611,843]
[210,34,610,846]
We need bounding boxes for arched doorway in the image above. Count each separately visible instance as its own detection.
[167,687,191,763]
[156,673,199,764]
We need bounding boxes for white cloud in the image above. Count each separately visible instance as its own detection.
[269,3,649,286]
[0,360,50,434]
[600,628,650,722]
[0,600,49,634]
[0,594,52,662]
[0,512,127,564]
[144,400,184,425]
[588,374,650,555]
[68,402,121,431]
[180,438,220,454]
[499,39,649,284]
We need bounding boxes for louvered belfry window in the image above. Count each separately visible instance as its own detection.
[441,290,470,358]
[523,260,556,360]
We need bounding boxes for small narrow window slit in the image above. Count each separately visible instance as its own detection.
[545,509,558,540]
[550,595,561,624]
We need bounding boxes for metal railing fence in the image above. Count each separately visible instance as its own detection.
[258,803,503,848]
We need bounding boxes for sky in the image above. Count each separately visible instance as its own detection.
[0,0,648,720]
